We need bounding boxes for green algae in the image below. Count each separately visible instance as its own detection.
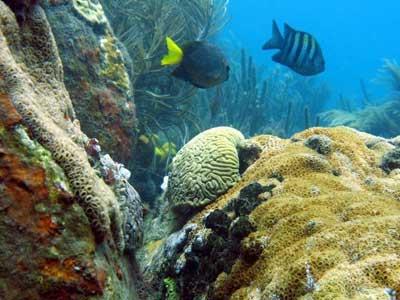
[164,277,179,300]
[13,126,72,201]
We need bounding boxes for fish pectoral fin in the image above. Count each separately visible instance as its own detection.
[161,37,184,66]
[272,52,282,63]
[171,65,188,80]
[262,20,284,50]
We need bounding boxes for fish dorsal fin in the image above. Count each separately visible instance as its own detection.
[262,20,284,50]
[284,23,295,37]
[161,37,184,66]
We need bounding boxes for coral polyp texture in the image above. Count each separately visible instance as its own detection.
[0,2,124,249]
[213,127,400,299]
[41,0,136,166]
[166,127,245,213]
[145,126,400,299]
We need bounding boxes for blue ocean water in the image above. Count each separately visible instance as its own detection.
[224,0,400,104]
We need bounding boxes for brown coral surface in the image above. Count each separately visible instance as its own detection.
[210,127,400,299]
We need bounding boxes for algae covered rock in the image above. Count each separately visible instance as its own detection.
[166,127,246,214]
[41,0,137,167]
[0,3,143,298]
[0,97,140,299]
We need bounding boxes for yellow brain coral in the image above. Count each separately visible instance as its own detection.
[166,127,245,213]
[202,127,400,299]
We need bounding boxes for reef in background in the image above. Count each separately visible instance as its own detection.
[141,126,400,299]
[0,1,143,298]
[322,59,400,138]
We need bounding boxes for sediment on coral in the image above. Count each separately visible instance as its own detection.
[0,1,129,250]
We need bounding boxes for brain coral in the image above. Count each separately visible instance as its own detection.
[0,3,125,250]
[166,127,245,213]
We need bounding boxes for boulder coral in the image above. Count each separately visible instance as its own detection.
[166,127,249,214]
[144,126,400,299]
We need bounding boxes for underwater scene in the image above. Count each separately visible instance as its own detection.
[1,0,400,299]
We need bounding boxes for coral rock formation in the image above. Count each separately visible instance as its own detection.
[144,126,400,299]
[41,0,137,166]
[0,2,143,298]
[0,93,139,300]
[0,0,142,252]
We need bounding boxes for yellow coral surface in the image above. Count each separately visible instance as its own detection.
[205,127,400,299]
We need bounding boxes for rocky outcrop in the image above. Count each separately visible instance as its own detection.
[41,0,137,167]
[0,2,143,298]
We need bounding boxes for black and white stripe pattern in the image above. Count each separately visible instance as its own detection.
[281,30,316,68]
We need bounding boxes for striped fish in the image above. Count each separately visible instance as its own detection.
[262,20,325,76]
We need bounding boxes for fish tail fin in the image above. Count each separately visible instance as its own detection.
[161,37,184,66]
[262,20,284,50]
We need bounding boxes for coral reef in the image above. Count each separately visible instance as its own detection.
[322,59,400,137]
[101,0,229,154]
[41,0,137,166]
[142,126,400,299]
[72,0,107,26]
[166,127,246,214]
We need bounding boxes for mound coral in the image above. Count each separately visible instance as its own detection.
[0,2,124,249]
[166,127,245,214]
[212,127,400,299]
[144,126,400,299]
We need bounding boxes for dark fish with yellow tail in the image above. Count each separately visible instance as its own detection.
[262,20,325,76]
[161,37,230,89]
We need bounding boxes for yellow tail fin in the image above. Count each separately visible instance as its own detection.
[161,37,183,66]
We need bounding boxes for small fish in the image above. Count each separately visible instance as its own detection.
[262,20,325,76]
[161,37,230,88]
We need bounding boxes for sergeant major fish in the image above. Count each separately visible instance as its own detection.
[161,37,230,89]
[262,20,325,76]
